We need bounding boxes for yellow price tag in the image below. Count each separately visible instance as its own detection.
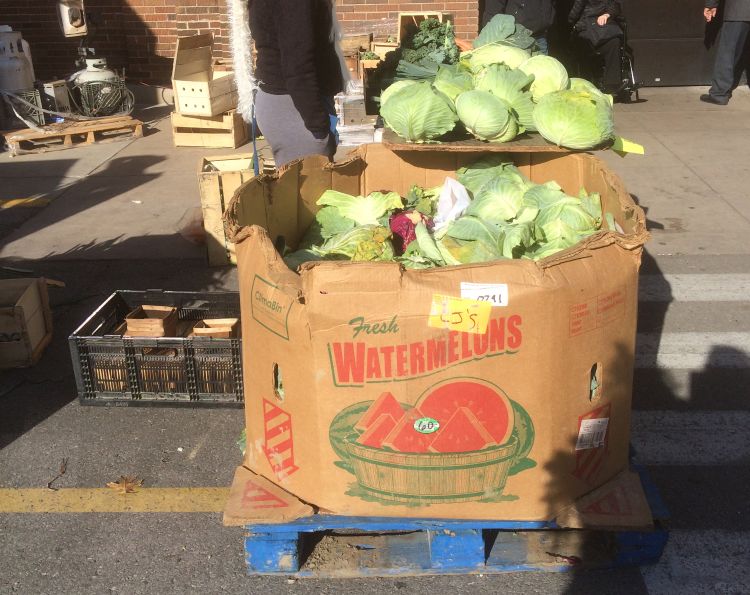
[428,294,492,335]
[612,136,645,156]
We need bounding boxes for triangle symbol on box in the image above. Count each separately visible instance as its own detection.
[242,479,288,509]
[581,484,633,516]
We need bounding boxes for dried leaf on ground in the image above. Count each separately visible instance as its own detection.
[106,476,143,494]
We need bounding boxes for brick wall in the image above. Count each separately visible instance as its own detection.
[2,0,229,85]
[337,1,480,40]
[2,1,478,86]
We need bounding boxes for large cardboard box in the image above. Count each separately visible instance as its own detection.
[223,144,648,524]
[0,278,53,369]
[172,34,238,117]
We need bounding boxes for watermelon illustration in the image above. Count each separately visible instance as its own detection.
[428,407,496,453]
[357,414,398,448]
[354,392,405,432]
[381,407,435,453]
[417,379,514,445]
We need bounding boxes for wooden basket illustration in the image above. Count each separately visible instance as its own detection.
[345,435,519,503]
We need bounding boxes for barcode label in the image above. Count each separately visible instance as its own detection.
[575,418,609,450]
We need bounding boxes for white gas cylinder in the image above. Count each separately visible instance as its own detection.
[0,27,35,92]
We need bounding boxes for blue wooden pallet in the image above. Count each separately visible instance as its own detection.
[243,467,669,577]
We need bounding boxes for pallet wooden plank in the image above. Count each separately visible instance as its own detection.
[241,463,669,577]
[245,531,301,573]
[428,528,484,569]
[4,117,143,156]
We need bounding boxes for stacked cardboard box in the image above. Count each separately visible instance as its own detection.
[170,34,247,149]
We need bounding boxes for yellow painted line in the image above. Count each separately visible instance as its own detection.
[0,487,230,513]
[0,197,51,209]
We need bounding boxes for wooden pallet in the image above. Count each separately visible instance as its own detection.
[3,116,143,157]
[243,466,669,577]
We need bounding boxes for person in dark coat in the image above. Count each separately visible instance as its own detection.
[481,0,557,54]
[248,0,347,167]
[568,0,624,94]
[701,0,750,104]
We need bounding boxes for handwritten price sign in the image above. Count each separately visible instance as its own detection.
[428,294,492,335]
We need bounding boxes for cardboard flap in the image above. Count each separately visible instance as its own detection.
[223,465,314,526]
[554,470,653,530]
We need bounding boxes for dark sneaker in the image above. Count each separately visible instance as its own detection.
[700,94,729,105]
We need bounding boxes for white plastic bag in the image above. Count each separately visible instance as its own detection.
[432,177,471,231]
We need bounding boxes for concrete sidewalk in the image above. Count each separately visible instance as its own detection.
[1,86,750,594]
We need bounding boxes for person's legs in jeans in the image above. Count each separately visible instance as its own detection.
[709,21,750,101]
[535,35,549,55]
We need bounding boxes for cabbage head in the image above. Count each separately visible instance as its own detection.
[474,64,536,131]
[456,90,518,143]
[518,55,569,102]
[462,42,531,73]
[456,155,529,196]
[381,81,458,142]
[314,225,395,261]
[533,89,614,150]
[380,80,418,107]
[468,176,527,222]
[433,64,474,104]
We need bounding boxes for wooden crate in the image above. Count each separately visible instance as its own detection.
[357,58,381,80]
[172,33,238,117]
[370,41,399,60]
[341,33,373,54]
[197,154,260,266]
[124,305,178,337]
[398,12,444,44]
[0,278,53,369]
[171,110,248,149]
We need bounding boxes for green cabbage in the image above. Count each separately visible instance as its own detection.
[315,225,395,261]
[456,155,529,196]
[465,175,527,222]
[456,90,518,142]
[317,190,403,226]
[380,80,419,106]
[380,80,458,142]
[518,55,569,102]
[433,64,474,104]
[533,89,615,149]
[472,14,537,51]
[474,64,536,131]
[462,43,531,73]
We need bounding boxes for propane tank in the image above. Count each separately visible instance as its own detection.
[70,57,119,84]
[0,26,35,92]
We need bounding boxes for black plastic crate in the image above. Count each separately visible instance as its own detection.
[69,290,243,407]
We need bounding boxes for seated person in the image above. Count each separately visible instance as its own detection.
[568,0,625,94]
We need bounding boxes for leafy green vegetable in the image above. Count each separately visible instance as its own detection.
[462,43,531,73]
[285,156,613,272]
[380,80,419,107]
[401,17,460,68]
[317,190,403,226]
[381,81,459,142]
[405,184,441,216]
[315,225,395,261]
[473,14,536,51]
[533,89,615,150]
[433,64,474,104]
[466,175,527,222]
[456,90,517,142]
[518,55,569,102]
[474,64,536,131]
[456,155,529,197]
